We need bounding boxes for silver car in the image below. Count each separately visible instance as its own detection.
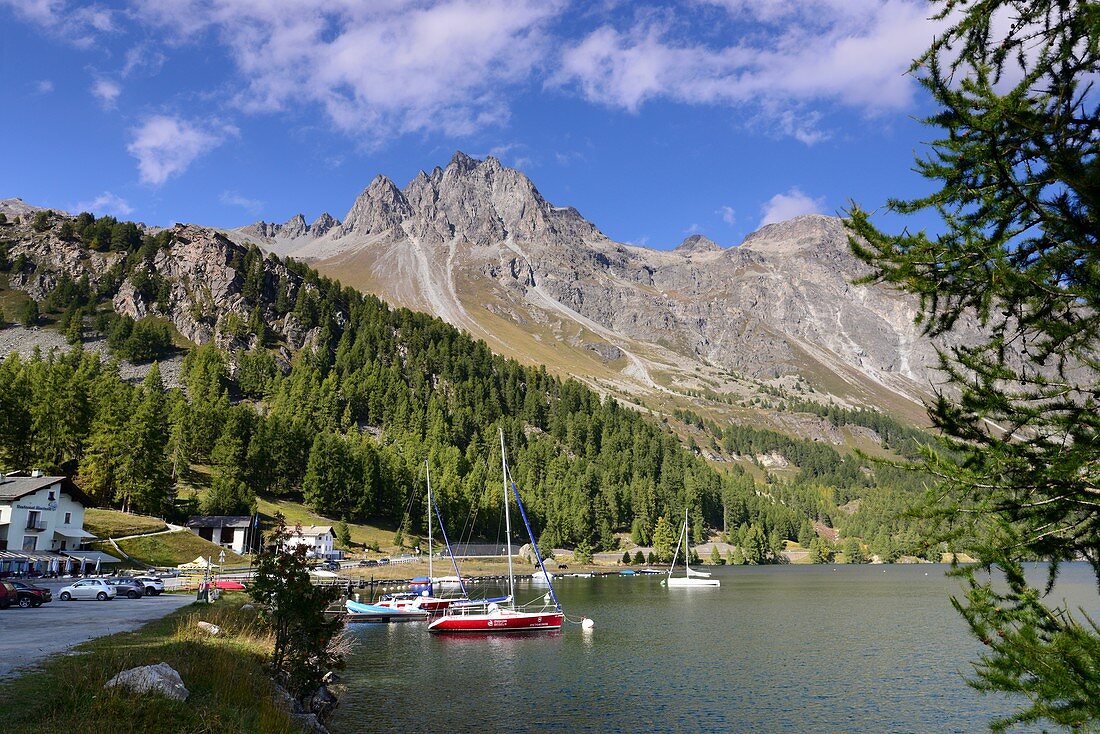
[58,579,116,601]
[131,576,165,596]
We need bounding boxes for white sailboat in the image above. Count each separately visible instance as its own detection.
[664,508,720,588]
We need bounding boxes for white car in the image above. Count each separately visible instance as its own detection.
[58,579,117,601]
[132,576,165,596]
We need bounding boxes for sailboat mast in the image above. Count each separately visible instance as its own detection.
[426,461,433,583]
[500,428,515,602]
[684,507,690,574]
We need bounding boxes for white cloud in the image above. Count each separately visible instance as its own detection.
[2,0,115,47]
[122,44,167,78]
[127,115,235,185]
[718,205,736,225]
[74,191,133,217]
[220,190,264,214]
[34,79,54,95]
[683,223,701,235]
[555,0,938,140]
[91,78,121,107]
[130,0,565,144]
[758,188,824,227]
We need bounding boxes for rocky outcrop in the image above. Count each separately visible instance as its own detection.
[105,662,190,701]
[1,214,342,361]
[674,234,722,255]
[338,175,411,237]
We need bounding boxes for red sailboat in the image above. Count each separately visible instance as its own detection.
[428,429,564,634]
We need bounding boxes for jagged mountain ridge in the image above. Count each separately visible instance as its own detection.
[231,152,979,422]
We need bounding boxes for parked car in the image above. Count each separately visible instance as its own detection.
[377,558,390,566]
[9,581,52,608]
[106,578,147,599]
[318,560,341,572]
[58,579,116,601]
[358,559,378,568]
[131,576,165,596]
[0,580,17,609]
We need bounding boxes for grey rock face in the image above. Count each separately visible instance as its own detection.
[338,175,411,237]
[289,152,992,406]
[3,214,342,363]
[674,234,722,255]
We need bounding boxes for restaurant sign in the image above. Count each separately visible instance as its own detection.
[15,502,58,512]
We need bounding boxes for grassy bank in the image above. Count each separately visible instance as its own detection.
[0,595,306,734]
[83,508,168,539]
[92,530,247,568]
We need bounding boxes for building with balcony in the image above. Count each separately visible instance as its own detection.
[283,524,340,560]
[0,471,100,575]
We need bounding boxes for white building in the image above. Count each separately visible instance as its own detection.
[186,516,253,555]
[283,525,339,559]
[0,472,99,575]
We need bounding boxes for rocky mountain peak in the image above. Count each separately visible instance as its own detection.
[281,213,308,238]
[309,212,339,237]
[739,214,846,256]
[448,150,480,173]
[674,234,722,255]
[339,174,411,237]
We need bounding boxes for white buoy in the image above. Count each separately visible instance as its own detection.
[581,617,595,630]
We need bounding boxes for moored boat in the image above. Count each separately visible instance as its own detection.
[428,429,565,635]
[663,508,721,588]
[344,598,428,621]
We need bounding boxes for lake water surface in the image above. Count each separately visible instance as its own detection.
[332,563,1099,734]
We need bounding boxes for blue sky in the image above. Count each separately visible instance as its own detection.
[0,0,944,249]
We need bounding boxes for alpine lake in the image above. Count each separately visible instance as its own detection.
[332,563,1099,734]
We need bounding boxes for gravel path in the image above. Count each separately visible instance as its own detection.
[0,590,195,679]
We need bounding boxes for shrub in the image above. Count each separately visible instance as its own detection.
[250,515,345,709]
[19,299,39,327]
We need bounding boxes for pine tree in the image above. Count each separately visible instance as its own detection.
[336,520,352,549]
[709,545,724,566]
[847,4,1100,725]
[842,537,867,565]
[651,515,675,563]
[117,364,172,515]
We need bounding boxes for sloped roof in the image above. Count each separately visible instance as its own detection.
[290,525,333,537]
[187,515,251,529]
[0,475,91,505]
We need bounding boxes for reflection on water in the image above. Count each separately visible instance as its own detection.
[332,563,1099,734]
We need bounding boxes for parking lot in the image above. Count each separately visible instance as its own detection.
[0,586,194,679]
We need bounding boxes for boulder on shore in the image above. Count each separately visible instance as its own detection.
[197,621,222,635]
[105,662,189,701]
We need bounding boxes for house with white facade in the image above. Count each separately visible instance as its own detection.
[283,524,340,559]
[0,472,101,575]
[186,516,253,555]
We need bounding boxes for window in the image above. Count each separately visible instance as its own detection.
[48,490,56,501]
[64,512,72,524]
[22,535,37,551]
[26,511,40,530]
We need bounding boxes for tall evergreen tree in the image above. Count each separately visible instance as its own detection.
[117,364,172,515]
[848,2,1100,728]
